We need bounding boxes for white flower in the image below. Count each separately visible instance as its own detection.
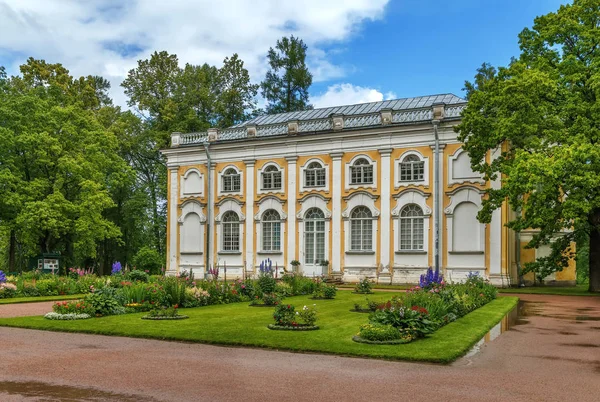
[295,312,299,315]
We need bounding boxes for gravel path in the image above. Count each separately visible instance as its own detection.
[0,301,57,318]
[1,294,599,401]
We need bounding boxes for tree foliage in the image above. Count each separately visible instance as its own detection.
[456,0,600,291]
[261,36,313,113]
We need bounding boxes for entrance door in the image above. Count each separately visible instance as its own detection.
[304,208,326,276]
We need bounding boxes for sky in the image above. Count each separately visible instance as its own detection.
[0,0,569,110]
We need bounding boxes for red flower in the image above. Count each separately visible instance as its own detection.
[174,304,179,309]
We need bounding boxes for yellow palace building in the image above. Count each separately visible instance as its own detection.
[161,94,576,286]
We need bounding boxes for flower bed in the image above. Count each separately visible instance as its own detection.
[351,335,411,345]
[270,303,318,330]
[44,312,91,320]
[354,269,498,344]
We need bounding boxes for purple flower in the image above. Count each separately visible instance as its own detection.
[111,261,122,275]
[419,266,443,289]
[0,270,6,284]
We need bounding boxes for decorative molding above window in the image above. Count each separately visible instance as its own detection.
[296,194,332,220]
[391,189,432,217]
[214,198,246,223]
[341,191,380,220]
[178,200,207,224]
[254,196,287,221]
[395,150,429,189]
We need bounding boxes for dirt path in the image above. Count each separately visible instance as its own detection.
[1,294,599,401]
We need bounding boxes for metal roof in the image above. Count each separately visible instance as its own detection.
[232,93,465,128]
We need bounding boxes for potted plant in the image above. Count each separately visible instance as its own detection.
[290,260,301,273]
[319,260,329,276]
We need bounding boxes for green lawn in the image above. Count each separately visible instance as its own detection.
[0,294,86,305]
[0,292,518,363]
[499,284,599,297]
[337,284,411,291]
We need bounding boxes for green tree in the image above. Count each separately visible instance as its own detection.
[261,36,313,113]
[216,53,259,128]
[0,59,125,270]
[456,0,600,292]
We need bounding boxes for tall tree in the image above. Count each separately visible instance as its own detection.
[0,59,125,270]
[216,53,259,127]
[456,0,600,292]
[261,36,313,113]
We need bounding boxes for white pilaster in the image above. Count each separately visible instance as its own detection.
[208,162,216,270]
[168,166,179,275]
[331,152,344,272]
[286,156,298,267]
[489,147,504,285]
[430,143,446,271]
[379,149,392,268]
[244,159,255,271]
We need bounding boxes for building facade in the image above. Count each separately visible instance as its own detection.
[161,94,576,286]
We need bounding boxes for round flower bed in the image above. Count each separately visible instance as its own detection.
[351,335,412,345]
[268,324,319,331]
[141,315,189,320]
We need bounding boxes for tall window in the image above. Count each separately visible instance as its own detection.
[222,211,240,251]
[350,206,373,251]
[262,165,282,190]
[350,158,373,185]
[399,204,424,250]
[262,209,281,251]
[400,154,424,182]
[304,162,326,188]
[222,168,241,192]
[304,208,325,264]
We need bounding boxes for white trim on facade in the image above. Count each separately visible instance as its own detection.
[299,157,330,193]
[257,162,286,195]
[345,154,378,191]
[448,147,485,186]
[395,149,430,189]
[217,164,243,197]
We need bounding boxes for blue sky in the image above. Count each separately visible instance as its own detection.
[0,0,569,108]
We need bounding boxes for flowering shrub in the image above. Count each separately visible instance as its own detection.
[111,261,122,275]
[419,266,444,290]
[273,303,318,327]
[126,269,149,283]
[354,278,373,294]
[369,302,434,339]
[261,292,281,306]
[44,312,91,320]
[0,282,17,298]
[313,282,337,299]
[68,267,94,279]
[185,287,210,307]
[52,300,95,315]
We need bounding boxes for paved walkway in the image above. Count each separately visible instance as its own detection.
[1,294,599,401]
[0,301,57,318]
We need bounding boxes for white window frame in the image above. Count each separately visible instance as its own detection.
[218,166,243,196]
[221,211,241,252]
[391,189,431,256]
[261,209,282,252]
[257,163,285,195]
[345,154,377,190]
[300,159,329,192]
[342,191,379,255]
[399,204,425,251]
[254,196,287,254]
[215,198,245,255]
[395,150,429,189]
[349,206,374,252]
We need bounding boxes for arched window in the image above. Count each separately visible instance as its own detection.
[350,158,373,185]
[350,206,373,251]
[262,209,281,251]
[399,204,424,250]
[222,211,240,251]
[304,161,326,188]
[222,168,241,192]
[400,154,425,182]
[262,165,282,190]
[304,208,325,264]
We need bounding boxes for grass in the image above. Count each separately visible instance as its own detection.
[0,291,518,363]
[0,294,86,305]
[337,284,411,291]
[499,284,599,297]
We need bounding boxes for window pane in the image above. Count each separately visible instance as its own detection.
[363,166,373,183]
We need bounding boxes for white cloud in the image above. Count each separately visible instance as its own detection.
[312,83,396,108]
[0,0,389,107]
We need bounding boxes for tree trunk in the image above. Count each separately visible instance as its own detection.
[8,229,16,273]
[589,209,600,293]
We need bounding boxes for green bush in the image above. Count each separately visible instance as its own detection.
[357,324,401,341]
[126,269,149,282]
[132,247,164,275]
[257,272,276,294]
[369,303,435,339]
[314,283,337,299]
[84,293,124,316]
[273,303,296,326]
[354,278,373,294]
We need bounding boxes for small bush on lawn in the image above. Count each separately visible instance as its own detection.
[126,269,150,283]
[85,289,125,316]
[272,303,318,327]
[0,282,17,299]
[357,324,402,341]
[354,278,373,294]
[369,303,435,340]
[313,279,337,299]
[145,305,181,318]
